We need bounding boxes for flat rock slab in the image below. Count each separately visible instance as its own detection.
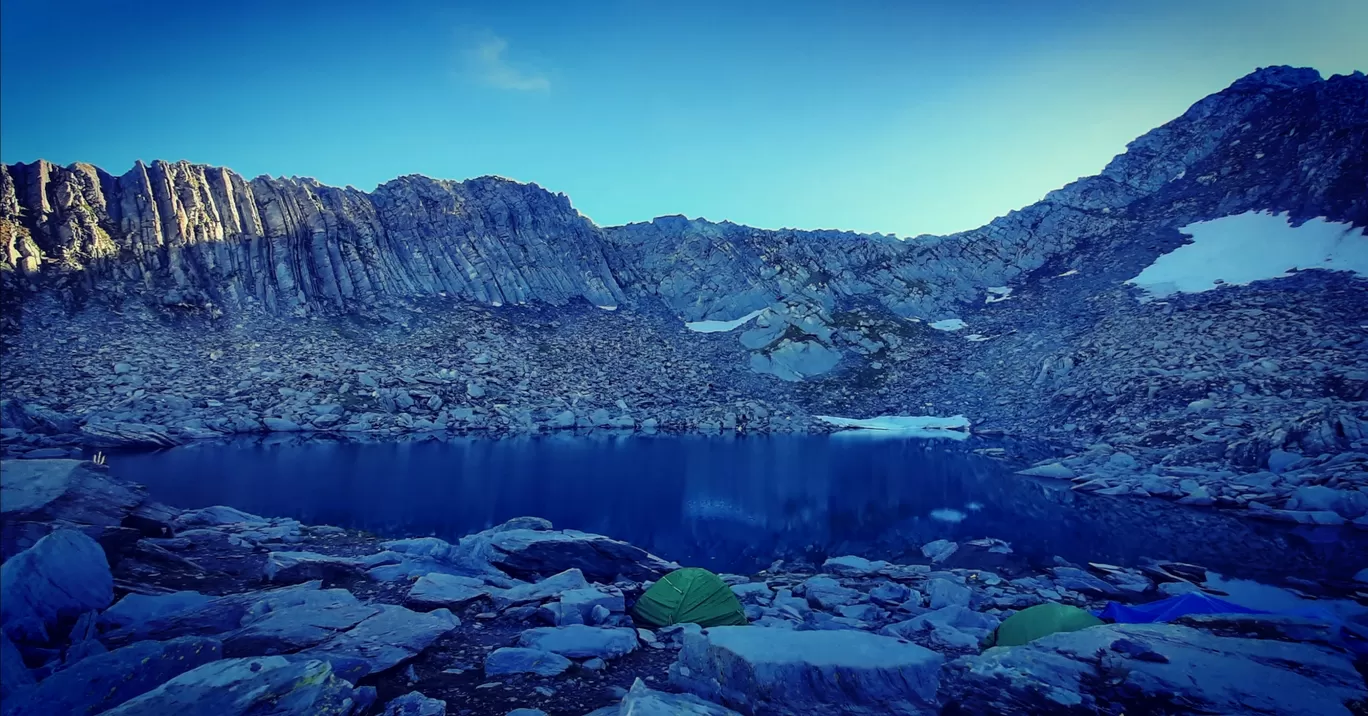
[103,581,330,647]
[619,677,741,715]
[484,647,573,677]
[97,656,371,715]
[383,691,447,716]
[671,626,944,714]
[946,623,1367,716]
[223,598,380,657]
[1,636,221,716]
[517,625,639,659]
[302,604,461,678]
[98,590,215,630]
[485,529,678,582]
[405,573,492,610]
[490,568,590,608]
[264,551,368,584]
[1,529,112,642]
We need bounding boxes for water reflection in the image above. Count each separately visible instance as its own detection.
[107,434,1367,581]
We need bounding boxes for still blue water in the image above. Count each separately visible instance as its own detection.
[108,434,1365,581]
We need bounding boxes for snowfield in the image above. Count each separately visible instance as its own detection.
[1127,211,1368,298]
[684,308,767,333]
[817,415,971,439]
[929,318,967,332]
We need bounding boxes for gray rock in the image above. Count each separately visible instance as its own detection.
[617,677,742,715]
[1016,463,1075,479]
[384,691,447,716]
[1,529,112,642]
[98,656,370,715]
[1267,449,1302,473]
[474,527,678,583]
[405,573,492,610]
[222,591,379,657]
[263,551,368,583]
[1,630,34,693]
[302,604,461,677]
[921,539,959,563]
[946,623,1366,716]
[1,636,221,716]
[730,582,774,604]
[104,581,330,646]
[175,505,265,527]
[869,582,913,605]
[262,417,303,432]
[99,590,214,630]
[517,625,639,659]
[484,647,572,677]
[1,458,171,561]
[822,555,889,576]
[670,626,942,714]
[800,576,860,609]
[926,578,971,609]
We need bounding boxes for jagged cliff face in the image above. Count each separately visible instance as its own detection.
[2,66,1365,358]
[0,163,624,315]
[607,67,1368,323]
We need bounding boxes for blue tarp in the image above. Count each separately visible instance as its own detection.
[1098,592,1266,624]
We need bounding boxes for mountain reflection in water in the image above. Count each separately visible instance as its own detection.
[108,434,1367,581]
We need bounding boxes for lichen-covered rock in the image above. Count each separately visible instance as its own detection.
[1,636,221,716]
[97,656,371,715]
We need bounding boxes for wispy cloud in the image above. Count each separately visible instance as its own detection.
[467,34,550,92]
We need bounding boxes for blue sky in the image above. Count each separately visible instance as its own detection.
[2,0,1364,236]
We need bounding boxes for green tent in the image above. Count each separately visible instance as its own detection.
[986,602,1104,647]
[632,568,748,628]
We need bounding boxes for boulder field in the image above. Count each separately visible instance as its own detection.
[1,458,1365,715]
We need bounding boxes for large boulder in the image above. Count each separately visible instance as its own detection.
[617,678,742,715]
[517,625,639,659]
[484,647,572,677]
[103,581,330,647]
[0,636,221,716]
[98,591,214,631]
[1,529,113,642]
[97,656,372,715]
[263,551,368,584]
[0,459,174,560]
[463,519,678,582]
[944,623,1366,716]
[221,593,379,657]
[0,630,34,693]
[404,573,493,610]
[489,568,591,608]
[670,626,944,714]
[300,604,461,678]
[384,691,447,716]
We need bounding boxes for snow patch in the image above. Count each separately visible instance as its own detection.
[965,334,991,342]
[1056,269,1079,277]
[929,319,967,332]
[985,286,1013,304]
[597,305,618,311]
[817,414,970,440]
[685,308,767,333]
[930,508,968,523]
[1127,211,1368,298]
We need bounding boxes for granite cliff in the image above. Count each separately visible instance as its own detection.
[2,66,1366,513]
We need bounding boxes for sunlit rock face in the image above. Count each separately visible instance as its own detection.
[0,164,624,315]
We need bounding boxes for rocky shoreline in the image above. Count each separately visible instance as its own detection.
[2,458,1365,715]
